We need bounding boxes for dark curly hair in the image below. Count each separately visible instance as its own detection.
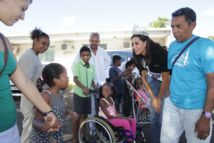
[99,82,117,102]
[30,27,49,45]
[37,63,65,91]
[133,77,143,90]
[131,34,167,73]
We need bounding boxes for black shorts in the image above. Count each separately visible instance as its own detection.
[73,93,91,115]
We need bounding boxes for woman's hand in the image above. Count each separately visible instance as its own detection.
[44,112,56,126]
[43,117,62,132]
[152,98,160,113]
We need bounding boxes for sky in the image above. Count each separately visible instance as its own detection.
[1,0,214,38]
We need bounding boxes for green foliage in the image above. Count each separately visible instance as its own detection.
[67,82,75,90]
[208,36,214,40]
[150,17,170,28]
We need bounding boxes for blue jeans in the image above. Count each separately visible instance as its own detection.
[149,78,166,143]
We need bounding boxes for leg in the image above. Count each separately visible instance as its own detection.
[160,98,184,143]
[149,79,166,143]
[107,119,133,138]
[73,114,81,143]
[73,93,87,143]
[80,114,88,138]
[115,94,120,111]
[183,109,212,143]
[149,79,161,143]
[88,93,96,118]
[129,118,137,139]
[123,91,132,117]
[20,95,34,143]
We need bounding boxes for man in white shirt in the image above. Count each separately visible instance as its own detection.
[71,32,111,119]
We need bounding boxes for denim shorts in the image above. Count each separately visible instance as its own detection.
[73,93,91,115]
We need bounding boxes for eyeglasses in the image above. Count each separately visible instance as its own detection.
[60,74,69,79]
[80,54,91,57]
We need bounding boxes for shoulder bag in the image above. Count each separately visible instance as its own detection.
[172,36,200,67]
[0,33,9,77]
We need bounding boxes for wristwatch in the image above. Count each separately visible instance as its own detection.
[43,110,53,117]
[202,111,212,118]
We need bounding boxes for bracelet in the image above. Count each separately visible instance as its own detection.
[43,110,53,117]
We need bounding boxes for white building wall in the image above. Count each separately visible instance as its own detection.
[8,29,172,83]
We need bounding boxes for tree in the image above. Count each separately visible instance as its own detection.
[150,17,170,28]
[208,36,214,40]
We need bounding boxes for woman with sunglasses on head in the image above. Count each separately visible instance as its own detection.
[19,27,50,143]
[0,0,58,142]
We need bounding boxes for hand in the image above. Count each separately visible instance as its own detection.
[83,87,90,95]
[68,111,78,121]
[157,98,162,108]
[48,117,62,132]
[194,115,210,140]
[140,100,145,106]
[94,86,99,92]
[131,72,136,76]
[152,98,160,113]
[116,113,122,117]
[44,112,56,126]
[44,117,62,132]
[126,116,131,123]
[118,72,122,77]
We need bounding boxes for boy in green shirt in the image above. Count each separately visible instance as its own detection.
[72,46,99,143]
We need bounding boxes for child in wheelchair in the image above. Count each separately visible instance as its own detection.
[98,82,136,142]
[133,78,150,109]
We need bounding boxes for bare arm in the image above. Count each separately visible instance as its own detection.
[141,70,160,113]
[91,80,99,91]
[157,72,170,100]
[32,92,61,132]
[65,108,78,121]
[99,100,129,121]
[4,37,55,123]
[195,72,214,140]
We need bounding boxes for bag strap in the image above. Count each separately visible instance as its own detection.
[172,36,200,67]
[0,33,9,77]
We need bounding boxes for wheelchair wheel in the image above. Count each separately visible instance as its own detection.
[78,117,116,143]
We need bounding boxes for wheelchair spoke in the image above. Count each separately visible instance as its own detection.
[78,117,116,143]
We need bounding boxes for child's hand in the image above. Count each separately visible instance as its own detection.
[68,111,78,121]
[126,116,131,123]
[131,72,136,76]
[83,87,90,95]
[94,86,99,92]
[140,100,145,105]
[116,112,122,117]
[43,117,62,132]
[49,117,62,132]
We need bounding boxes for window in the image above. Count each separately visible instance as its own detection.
[83,44,107,50]
[38,46,55,63]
